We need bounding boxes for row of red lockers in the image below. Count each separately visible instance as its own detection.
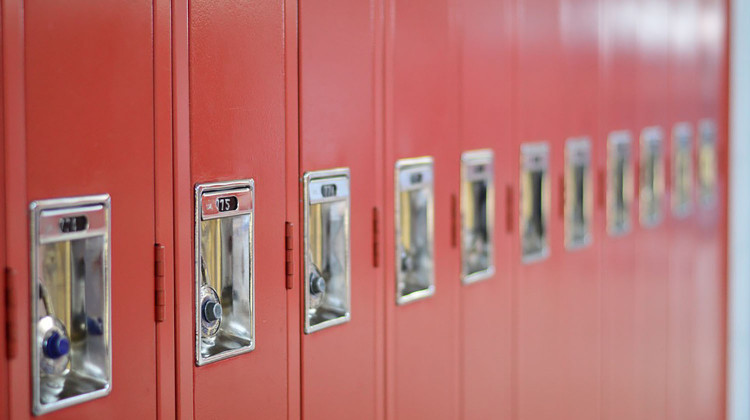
[0,0,728,417]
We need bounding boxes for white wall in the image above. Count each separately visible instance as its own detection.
[728,0,750,418]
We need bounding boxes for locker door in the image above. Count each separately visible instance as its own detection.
[513,0,568,417]
[298,0,383,418]
[692,0,727,416]
[599,0,639,418]
[384,0,461,417]
[0,44,6,418]
[557,0,601,417]
[665,1,700,419]
[14,0,158,417]
[633,1,670,418]
[458,0,513,417]
[185,0,288,417]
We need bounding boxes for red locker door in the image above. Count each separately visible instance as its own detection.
[633,1,670,418]
[0,36,7,417]
[9,0,158,417]
[298,0,384,418]
[184,0,289,418]
[599,0,639,418]
[514,0,579,417]
[691,0,727,416]
[458,0,513,418]
[557,0,602,418]
[665,1,700,419]
[384,0,461,417]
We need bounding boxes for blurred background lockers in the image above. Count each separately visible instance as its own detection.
[1,0,749,418]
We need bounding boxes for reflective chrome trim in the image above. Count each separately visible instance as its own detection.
[460,149,495,285]
[698,119,718,209]
[195,179,255,365]
[639,126,666,228]
[302,168,352,334]
[671,122,694,218]
[607,131,634,236]
[30,194,112,416]
[395,157,435,305]
[520,142,550,264]
[564,137,593,250]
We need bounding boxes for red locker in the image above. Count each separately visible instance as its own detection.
[633,1,670,418]
[383,0,461,417]
[599,0,639,418]
[0,23,7,416]
[690,0,728,416]
[7,0,158,417]
[514,0,580,417]
[180,0,290,417]
[665,1,701,419]
[2,1,25,418]
[557,0,602,417]
[297,0,384,418]
[458,0,513,417]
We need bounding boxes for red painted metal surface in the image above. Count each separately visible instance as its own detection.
[0,12,7,414]
[2,0,26,417]
[513,0,598,418]
[0,0,731,418]
[0,5,6,412]
[298,0,384,418]
[284,0,302,419]
[154,0,176,417]
[458,0,513,418]
[19,0,158,418]
[556,0,602,418]
[691,0,728,417]
[186,0,289,418]
[666,1,701,419]
[171,0,193,416]
[598,0,639,418]
[383,0,461,418]
[633,1,670,418]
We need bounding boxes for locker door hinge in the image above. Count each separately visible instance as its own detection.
[5,268,17,359]
[558,174,566,220]
[372,208,380,268]
[285,222,294,290]
[597,167,607,210]
[450,194,458,248]
[154,244,166,323]
[505,184,515,234]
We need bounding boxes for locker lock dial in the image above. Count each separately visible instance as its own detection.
[400,251,415,274]
[202,301,222,323]
[43,332,70,359]
[309,267,327,296]
[198,260,222,338]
